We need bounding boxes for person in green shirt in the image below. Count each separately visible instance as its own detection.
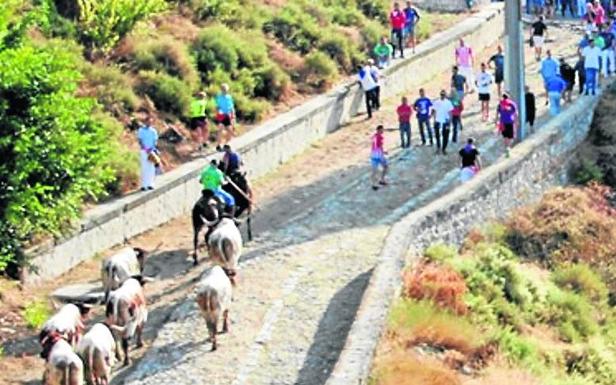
[189,91,211,151]
[200,159,235,213]
[374,36,393,69]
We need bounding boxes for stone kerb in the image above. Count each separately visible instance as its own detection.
[325,93,601,385]
[24,4,504,284]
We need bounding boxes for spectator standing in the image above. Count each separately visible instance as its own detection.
[559,58,575,102]
[189,91,210,151]
[404,1,421,53]
[525,86,536,129]
[495,92,518,157]
[574,52,587,94]
[530,16,548,61]
[389,2,406,59]
[561,0,576,16]
[221,144,242,175]
[370,125,388,190]
[577,0,588,18]
[540,50,560,104]
[432,89,454,155]
[600,25,615,77]
[451,66,468,101]
[397,97,413,148]
[488,45,505,97]
[459,138,482,183]
[476,63,494,122]
[455,39,475,93]
[215,84,235,151]
[374,37,393,68]
[449,87,464,144]
[137,116,158,191]
[357,64,378,119]
[593,0,606,25]
[582,38,602,95]
[368,59,382,111]
[413,88,434,146]
[546,73,567,115]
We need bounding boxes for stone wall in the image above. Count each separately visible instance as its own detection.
[24,4,505,283]
[325,91,602,385]
[414,0,492,12]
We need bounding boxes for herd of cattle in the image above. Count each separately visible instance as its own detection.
[38,215,243,385]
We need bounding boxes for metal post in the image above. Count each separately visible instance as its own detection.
[505,0,526,141]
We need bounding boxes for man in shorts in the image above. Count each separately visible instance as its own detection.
[495,92,518,157]
[370,125,388,190]
[455,38,475,93]
[215,83,235,151]
[189,91,210,151]
[475,62,494,122]
[530,16,548,61]
[459,137,482,183]
[488,45,505,97]
[404,1,421,53]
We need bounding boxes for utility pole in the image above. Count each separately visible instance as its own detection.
[505,0,526,141]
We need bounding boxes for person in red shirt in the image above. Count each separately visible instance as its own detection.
[396,96,413,148]
[390,2,406,59]
[370,125,388,190]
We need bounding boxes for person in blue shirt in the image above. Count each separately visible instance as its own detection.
[137,116,159,191]
[222,144,242,175]
[215,83,236,151]
[545,74,567,116]
[413,88,433,146]
[540,50,560,105]
[403,1,421,54]
[488,45,505,97]
[600,27,614,77]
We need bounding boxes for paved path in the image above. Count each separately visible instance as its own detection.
[117,22,583,385]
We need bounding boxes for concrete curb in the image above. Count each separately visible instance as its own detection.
[24,4,505,283]
[325,90,603,385]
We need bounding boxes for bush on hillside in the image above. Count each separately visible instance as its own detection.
[77,0,167,52]
[80,63,140,115]
[0,37,116,270]
[356,0,390,23]
[565,347,616,385]
[553,264,609,303]
[304,51,337,90]
[542,290,598,342]
[263,4,323,54]
[319,33,365,72]
[130,36,199,88]
[137,70,193,116]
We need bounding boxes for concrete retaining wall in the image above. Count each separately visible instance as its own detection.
[24,4,505,283]
[414,0,491,12]
[325,91,602,385]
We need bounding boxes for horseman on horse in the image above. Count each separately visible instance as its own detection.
[192,147,253,263]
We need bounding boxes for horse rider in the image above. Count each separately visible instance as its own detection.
[221,144,242,176]
[200,159,236,218]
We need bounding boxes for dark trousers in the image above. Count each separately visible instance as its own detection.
[399,122,411,148]
[451,116,462,143]
[373,85,381,110]
[578,73,586,94]
[365,88,378,118]
[418,117,433,144]
[434,121,450,152]
[560,0,575,16]
[392,28,404,58]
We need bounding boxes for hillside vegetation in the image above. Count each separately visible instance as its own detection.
[0,0,453,273]
[371,184,616,385]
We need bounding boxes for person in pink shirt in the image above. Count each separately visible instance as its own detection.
[593,0,606,25]
[370,125,389,190]
[396,96,413,148]
[390,2,407,59]
[455,38,475,93]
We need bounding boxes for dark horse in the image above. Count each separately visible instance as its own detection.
[191,171,252,265]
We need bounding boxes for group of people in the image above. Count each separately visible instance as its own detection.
[373,1,421,68]
[136,83,238,191]
[528,0,613,20]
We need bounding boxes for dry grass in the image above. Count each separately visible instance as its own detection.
[463,365,541,385]
[373,351,461,385]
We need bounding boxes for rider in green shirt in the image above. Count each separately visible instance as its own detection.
[200,160,235,213]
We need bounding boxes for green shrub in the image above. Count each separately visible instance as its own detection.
[22,300,51,329]
[360,19,388,50]
[137,70,192,116]
[544,290,598,342]
[493,328,542,367]
[304,51,337,90]
[565,347,616,385]
[81,63,140,114]
[553,264,609,303]
[233,93,269,123]
[318,33,364,72]
[132,36,199,88]
[252,64,291,101]
[415,12,434,42]
[77,0,167,52]
[573,158,604,185]
[193,25,241,74]
[329,5,365,27]
[424,243,458,263]
[263,4,323,54]
[356,0,389,23]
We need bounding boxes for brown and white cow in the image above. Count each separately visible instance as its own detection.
[40,331,84,385]
[195,265,233,351]
[105,276,151,366]
[101,247,147,302]
[77,323,117,385]
[40,304,91,349]
[206,218,242,284]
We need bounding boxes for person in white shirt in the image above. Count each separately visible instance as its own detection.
[357,64,378,119]
[431,89,454,155]
[475,62,494,122]
[137,116,159,191]
[368,59,382,111]
[582,39,602,95]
